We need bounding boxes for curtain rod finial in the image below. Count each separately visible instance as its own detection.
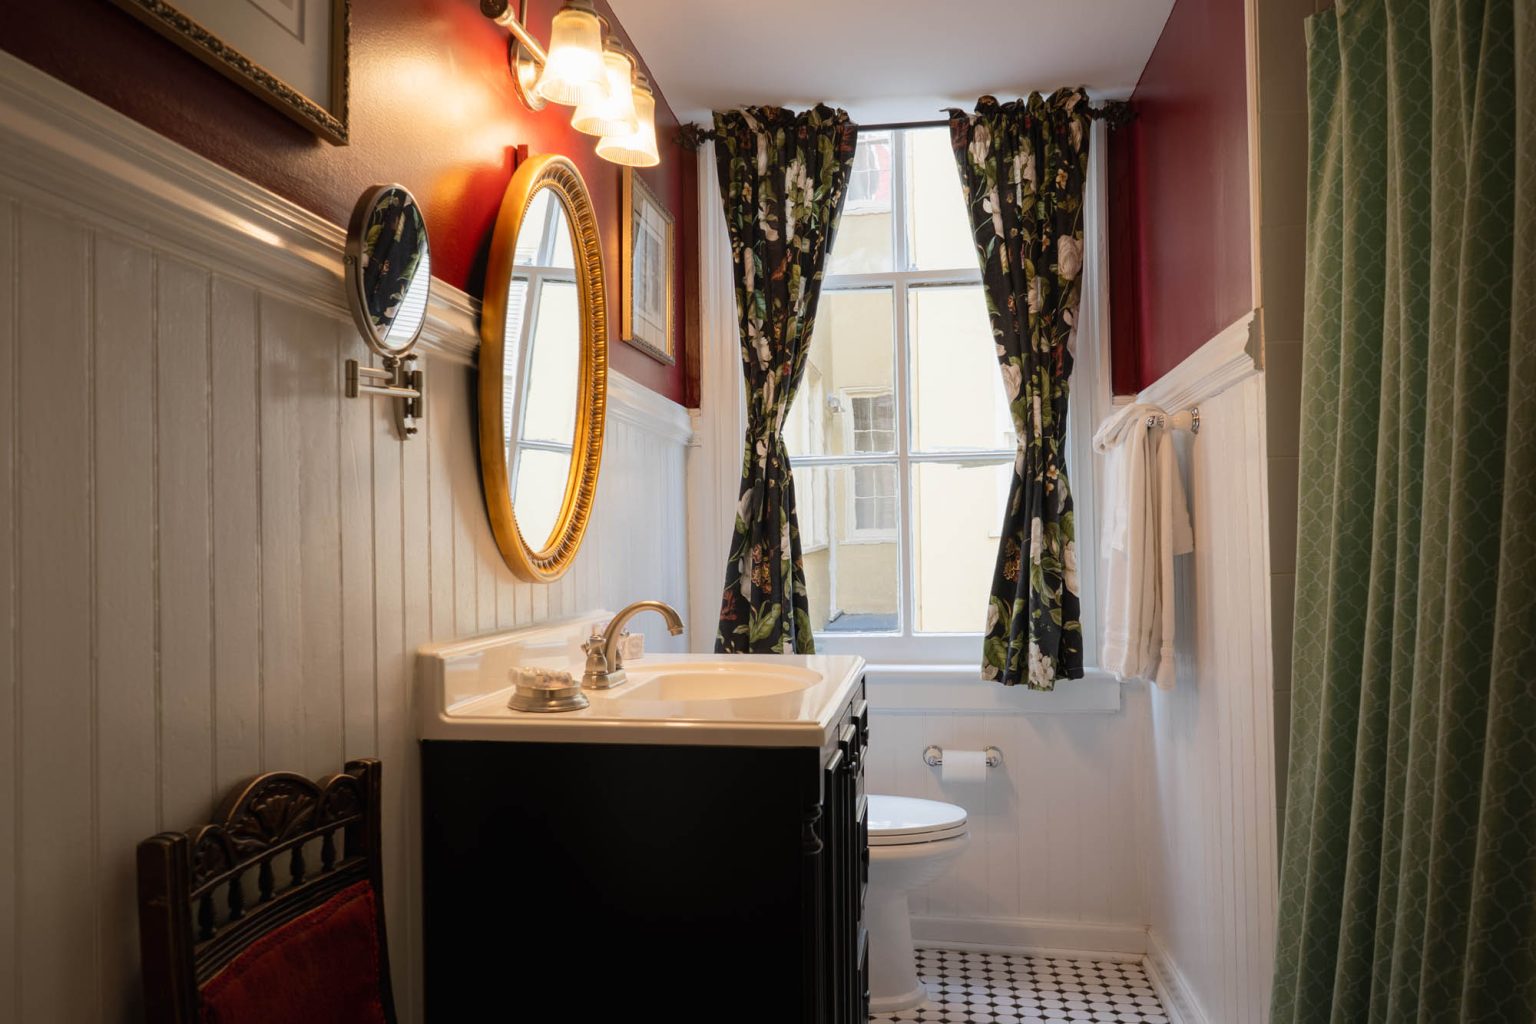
[676,122,714,150]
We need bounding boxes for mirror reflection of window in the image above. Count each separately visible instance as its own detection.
[502,186,581,550]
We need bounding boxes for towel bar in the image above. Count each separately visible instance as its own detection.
[1146,407,1200,434]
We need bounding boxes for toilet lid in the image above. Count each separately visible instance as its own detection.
[868,795,968,846]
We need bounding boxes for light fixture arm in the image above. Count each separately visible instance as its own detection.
[481,0,548,65]
[482,0,551,110]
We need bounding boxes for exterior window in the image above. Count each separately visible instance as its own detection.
[851,392,896,450]
[843,134,892,213]
[849,393,897,536]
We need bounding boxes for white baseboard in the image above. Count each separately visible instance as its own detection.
[911,915,1147,958]
[1143,930,1211,1024]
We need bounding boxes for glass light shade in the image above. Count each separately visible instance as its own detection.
[571,46,638,137]
[595,76,659,167]
[535,1,606,107]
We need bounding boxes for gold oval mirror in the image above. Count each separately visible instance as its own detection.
[479,154,607,582]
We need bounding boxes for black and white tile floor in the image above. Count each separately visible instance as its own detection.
[873,948,1170,1024]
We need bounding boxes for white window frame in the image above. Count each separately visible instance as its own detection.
[791,126,1108,667]
[794,370,830,553]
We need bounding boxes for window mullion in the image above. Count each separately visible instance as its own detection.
[890,130,917,641]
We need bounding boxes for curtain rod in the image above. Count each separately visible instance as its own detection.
[676,101,1132,150]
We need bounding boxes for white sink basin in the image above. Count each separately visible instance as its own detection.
[620,662,821,702]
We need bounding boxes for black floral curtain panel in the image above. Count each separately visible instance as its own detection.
[712,105,858,654]
[949,91,1091,689]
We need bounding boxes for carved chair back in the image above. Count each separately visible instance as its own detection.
[136,758,396,1023]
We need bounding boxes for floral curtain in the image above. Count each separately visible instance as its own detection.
[712,105,858,654]
[1272,1,1536,1019]
[361,189,425,334]
[948,91,1092,689]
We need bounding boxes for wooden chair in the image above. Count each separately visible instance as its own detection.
[137,758,397,1024]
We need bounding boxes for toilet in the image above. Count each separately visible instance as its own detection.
[866,795,970,1012]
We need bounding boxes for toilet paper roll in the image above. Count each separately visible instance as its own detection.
[941,749,988,785]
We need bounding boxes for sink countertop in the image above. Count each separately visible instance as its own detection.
[419,622,866,747]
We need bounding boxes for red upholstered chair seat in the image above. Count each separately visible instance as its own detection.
[199,881,388,1024]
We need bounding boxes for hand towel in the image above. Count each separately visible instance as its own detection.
[1093,403,1193,689]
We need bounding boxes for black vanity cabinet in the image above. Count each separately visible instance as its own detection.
[421,677,870,1023]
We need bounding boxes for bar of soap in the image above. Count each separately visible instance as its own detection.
[509,666,575,690]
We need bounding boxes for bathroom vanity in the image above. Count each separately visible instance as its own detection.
[418,622,870,1023]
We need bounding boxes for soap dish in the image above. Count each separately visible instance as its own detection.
[506,667,588,713]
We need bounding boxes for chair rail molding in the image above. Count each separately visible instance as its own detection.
[0,48,683,430]
[609,372,693,445]
[1136,309,1262,414]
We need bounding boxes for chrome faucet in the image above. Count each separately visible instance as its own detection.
[582,600,684,689]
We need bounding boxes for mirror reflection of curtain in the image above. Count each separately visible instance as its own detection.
[363,190,426,332]
[1272,2,1536,1020]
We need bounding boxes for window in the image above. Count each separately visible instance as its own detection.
[785,126,1101,659]
[843,132,892,214]
[847,392,897,537]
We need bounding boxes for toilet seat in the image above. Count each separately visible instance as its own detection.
[868,795,968,847]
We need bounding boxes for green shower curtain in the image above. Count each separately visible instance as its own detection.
[1272,1,1535,1021]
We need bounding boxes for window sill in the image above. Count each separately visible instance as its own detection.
[864,663,1123,714]
[840,533,897,546]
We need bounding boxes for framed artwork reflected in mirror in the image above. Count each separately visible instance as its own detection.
[620,169,676,365]
[109,0,350,145]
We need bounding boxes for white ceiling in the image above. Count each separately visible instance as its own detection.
[609,0,1176,126]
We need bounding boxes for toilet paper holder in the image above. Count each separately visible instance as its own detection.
[923,745,1002,768]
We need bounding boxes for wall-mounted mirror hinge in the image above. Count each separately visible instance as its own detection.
[346,354,424,438]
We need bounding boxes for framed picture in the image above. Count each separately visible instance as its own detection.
[620,169,677,365]
[109,0,350,145]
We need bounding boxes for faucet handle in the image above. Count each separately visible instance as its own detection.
[582,629,608,667]
[617,630,644,662]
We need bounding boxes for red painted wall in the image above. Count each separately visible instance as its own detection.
[0,0,690,402]
[1110,0,1253,393]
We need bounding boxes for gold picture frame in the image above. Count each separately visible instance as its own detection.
[620,169,677,365]
[479,155,608,583]
[109,0,350,145]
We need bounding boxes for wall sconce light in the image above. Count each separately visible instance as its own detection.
[594,71,659,166]
[481,0,660,167]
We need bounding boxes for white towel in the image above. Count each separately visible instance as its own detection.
[1093,403,1194,689]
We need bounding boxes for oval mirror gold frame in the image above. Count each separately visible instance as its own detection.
[479,154,608,583]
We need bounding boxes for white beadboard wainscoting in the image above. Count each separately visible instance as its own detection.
[0,55,689,1024]
[864,680,1151,956]
[1135,315,1279,1024]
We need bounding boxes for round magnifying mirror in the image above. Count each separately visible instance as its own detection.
[480,155,607,582]
[346,184,432,358]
